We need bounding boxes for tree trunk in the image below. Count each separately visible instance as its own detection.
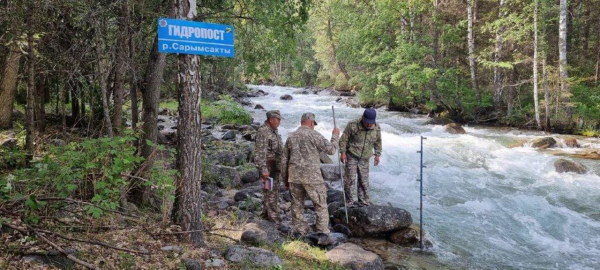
[130,29,139,132]
[26,32,36,159]
[61,79,66,130]
[533,0,542,129]
[507,66,516,116]
[172,0,205,248]
[326,14,350,82]
[95,17,114,138]
[34,75,46,132]
[467,0,480,105]
[493,0,505,111]
[71,81,79,121]
[0,45,21,129]
[559,0,571,119]
[112,1,129,136]
[543,57,551,131]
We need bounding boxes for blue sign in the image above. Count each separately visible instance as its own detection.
[157,18,234,58]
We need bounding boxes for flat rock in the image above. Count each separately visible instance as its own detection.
[161,245,183,253]
[326,243,384,270]
[204,258,225,268]
[225,245,282,267]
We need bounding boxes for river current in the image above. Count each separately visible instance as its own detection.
[245,85,600,269]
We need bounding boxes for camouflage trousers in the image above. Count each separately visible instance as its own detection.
[261,162,280,224]
[344,154,371,205]
[289,183,330,234]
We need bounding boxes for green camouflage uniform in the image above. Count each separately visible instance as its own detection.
[254,112,284,223]
[339,117,382,205]
[281,122,339,234]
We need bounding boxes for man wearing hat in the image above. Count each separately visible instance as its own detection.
[339,108,382,206]
[254,110,284,224]
[281,112,340,235]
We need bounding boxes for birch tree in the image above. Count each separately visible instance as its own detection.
[558,0,571,119]
[533,0,542,129]
[467,0,480,105]
[172,0,205,247]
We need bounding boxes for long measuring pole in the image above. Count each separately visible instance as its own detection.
[418,136,426,249]
[332,106,349,224]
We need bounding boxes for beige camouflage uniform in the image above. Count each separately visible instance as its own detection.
[254,111,284,223]
[281,113,339,234]
[339,117,382,205]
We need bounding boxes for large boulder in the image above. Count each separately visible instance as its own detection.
[389,224,421,245]
[327,189,344,204]
[280,94,293,100]
[222,130,238,141]
[554,158,587,174]
[563,137,580,148]
[332,205,412,237]
[325,243,384,270]
[209,165,241,188]
[445,123,466,134]
[531,137,557,149]
[321,164,342,181]
[240,168,260,184]
[240,220,283,246]
[225,245,282,267]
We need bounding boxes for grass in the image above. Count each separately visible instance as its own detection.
[274,241,344,270]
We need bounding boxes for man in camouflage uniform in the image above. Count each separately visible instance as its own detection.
[281,112,340,235]
[339,108,382,206]
[254,110,284,224]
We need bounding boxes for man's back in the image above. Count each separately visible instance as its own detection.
[283,126,338,184]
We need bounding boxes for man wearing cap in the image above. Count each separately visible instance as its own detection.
[281,112,340,235]
[339,108,382,206]
[254,110,284,224]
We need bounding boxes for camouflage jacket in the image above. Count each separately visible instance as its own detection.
[254,122,283,175]
[339,118,382,160]
[281,126,339,184]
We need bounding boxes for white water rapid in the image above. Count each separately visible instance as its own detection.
[245,85,600,269]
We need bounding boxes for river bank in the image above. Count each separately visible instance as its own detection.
[245,84,600,269]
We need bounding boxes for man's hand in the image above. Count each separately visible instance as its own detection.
[374,155,380,166]
[332,128,340,136]
[260,173,269,183]
[340,153,347,164]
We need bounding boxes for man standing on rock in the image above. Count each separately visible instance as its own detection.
[281,112,340,236]
[254,110,284,224]
[340,108,382,206]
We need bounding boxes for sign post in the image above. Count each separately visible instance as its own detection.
[157,18,234,57]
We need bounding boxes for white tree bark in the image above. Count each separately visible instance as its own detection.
[493,0,505,110]
[467,0,480,105]
[559,0,570,118]
[533,0,542,129]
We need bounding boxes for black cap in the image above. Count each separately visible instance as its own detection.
[363,108,376,124]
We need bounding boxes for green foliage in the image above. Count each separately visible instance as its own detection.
[0,131,175,221]
[202,95,252,125]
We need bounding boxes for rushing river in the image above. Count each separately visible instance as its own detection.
[245,85,600,269]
